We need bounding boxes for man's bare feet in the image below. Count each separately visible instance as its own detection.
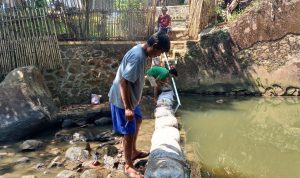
[125,165,144,178]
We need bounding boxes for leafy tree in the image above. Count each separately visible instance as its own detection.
[115,0,147,10]
[35,0,46,8]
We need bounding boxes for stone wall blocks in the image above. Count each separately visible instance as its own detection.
[87,59,96,65]
[110,62,119,69]
[91,51,103,58]
[263,86,278,96]
[65,50,75,59]
[286,87,298,95]
[55,69,67,78]
[272,84,285,96]
[63,83,76,89]
[95,62,104,68]
[87,79,101,86]
[67,74,76,81]
[82,73,92,80]
[70,88,80,96]
[68,64,82,74]
[292,89,299,96]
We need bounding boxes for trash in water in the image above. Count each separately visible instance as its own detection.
[91,94,102,104]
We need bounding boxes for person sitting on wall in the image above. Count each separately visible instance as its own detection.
[157,6,172,36]
[146,65,178,103]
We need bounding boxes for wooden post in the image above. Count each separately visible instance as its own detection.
[187,0,203,40]
[85,0,90,39]
[145,0,156,36]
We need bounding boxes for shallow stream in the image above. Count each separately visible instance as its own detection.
[180,95,300,178]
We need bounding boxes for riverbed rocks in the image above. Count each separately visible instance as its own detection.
[65,147,90,161]
[94,117,112,126]
[80,168,110,178]
[0,102,132,178]
[19,140,44,152]
[55,104,111,128]
[22,175,36,178]
[55,128,116,143]
[48,156,64,169]
[56,170,80,178]
[99,145,118,157]
[14,157,30,164]
[0,66,59,142]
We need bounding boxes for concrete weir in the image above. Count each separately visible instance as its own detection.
[145,90,189,178]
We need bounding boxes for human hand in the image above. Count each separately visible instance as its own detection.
[125,108,134,121]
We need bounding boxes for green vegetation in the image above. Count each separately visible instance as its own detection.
[214,0,263,25]
[227,0,262,22]
[115,0,147,9]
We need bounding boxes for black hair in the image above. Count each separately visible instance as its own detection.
[147,32,170,52]
[169,68,178,77]
[161,6,168,11]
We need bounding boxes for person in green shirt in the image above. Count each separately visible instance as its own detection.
[146,66,178,102]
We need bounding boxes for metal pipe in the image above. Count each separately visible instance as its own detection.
[163,52,181,112]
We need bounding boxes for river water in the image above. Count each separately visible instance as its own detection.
[179,95,300,178]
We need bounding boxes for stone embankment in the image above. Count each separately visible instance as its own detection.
[176,0,300,96]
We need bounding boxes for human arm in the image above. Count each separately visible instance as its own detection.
[165,14,171,28]
[154,79,164,103]
[153,85,159,103]
[120,78,134,121]
[157,16,161,29]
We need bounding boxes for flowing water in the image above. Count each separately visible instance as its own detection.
[179,95,300,178]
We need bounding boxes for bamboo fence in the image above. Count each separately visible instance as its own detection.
[0,0,199,76]
[46,0,157,41]
[156,0,184,6]
[0,7,62,75]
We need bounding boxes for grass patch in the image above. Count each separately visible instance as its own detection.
[214,0,263,26]
[227,0,262,23]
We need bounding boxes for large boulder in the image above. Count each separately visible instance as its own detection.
[0,66,58,142]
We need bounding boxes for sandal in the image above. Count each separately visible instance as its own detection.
[131,151,150,161]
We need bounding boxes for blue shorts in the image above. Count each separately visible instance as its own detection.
[110,103,142,135]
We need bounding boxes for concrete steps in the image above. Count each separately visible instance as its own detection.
[164,41,187,62]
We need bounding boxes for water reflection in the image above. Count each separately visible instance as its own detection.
[179,95,300,178]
